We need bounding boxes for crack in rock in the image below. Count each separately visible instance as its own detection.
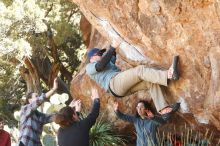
[83,7,153,62]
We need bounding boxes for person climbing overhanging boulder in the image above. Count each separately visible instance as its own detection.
[86,39,180,115]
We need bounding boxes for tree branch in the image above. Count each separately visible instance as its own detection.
[44,22,73,82]
[45,3,54,17]
[19,57,41,93]
[67,8,79,22]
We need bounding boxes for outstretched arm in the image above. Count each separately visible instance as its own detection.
[95,39,121,71]
[21,78,58,118]
[45,78,58,98]
[38,112,56,124]
[69,99,82,119]
[114,102,136,123]
[153,113,171,126]
[82,88,100,128]
[95,46,116,71]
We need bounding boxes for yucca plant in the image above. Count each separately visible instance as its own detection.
[89,114,125,146]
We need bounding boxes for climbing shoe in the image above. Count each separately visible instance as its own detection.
[171,55,179,80]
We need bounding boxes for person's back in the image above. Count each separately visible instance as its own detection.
[58,120,91,146]
[56,88,100,146]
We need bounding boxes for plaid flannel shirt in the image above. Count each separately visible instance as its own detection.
[18,93,53,146]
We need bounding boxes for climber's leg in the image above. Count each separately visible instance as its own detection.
[124,81,168,111]
[148,83,168,111]
[109,55,179,97]
[109,65,167,96]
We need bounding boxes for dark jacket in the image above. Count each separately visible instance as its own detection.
[57,99,100,146]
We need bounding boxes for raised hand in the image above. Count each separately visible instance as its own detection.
[69,99,82,112]
[111,37,122,48]
[46,77,58,98]
[145,109,154,118]
[90,88,99,101]
[69,99,76,108]
[52,77,58,90]
[75,100,81,112]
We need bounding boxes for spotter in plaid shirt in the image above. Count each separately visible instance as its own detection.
[18,78,58,146]
[18,93,54,146]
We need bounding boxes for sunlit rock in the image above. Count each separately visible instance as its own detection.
[70,0,220,141]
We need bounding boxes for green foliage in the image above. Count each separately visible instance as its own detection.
[1,0,13,6]
[89,118,125,146]
[31,0,84,74]
[0,0,85,126]
[0,58,24,125]
[52,20,83,73]
[33,0,84,76]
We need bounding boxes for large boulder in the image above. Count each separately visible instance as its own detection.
[70,0,220,141]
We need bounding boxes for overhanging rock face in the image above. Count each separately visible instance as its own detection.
[70,0,220,136]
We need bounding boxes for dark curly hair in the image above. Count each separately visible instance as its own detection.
[54,106,77,128]
[136,100,154,117]
[25,92,34,105]
[0,117,3,122]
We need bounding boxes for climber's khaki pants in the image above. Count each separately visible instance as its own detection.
[109,65,168,111]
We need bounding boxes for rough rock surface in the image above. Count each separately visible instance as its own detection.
[70,0,220,140]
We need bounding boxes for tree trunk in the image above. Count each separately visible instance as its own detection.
[19,57,41,94]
